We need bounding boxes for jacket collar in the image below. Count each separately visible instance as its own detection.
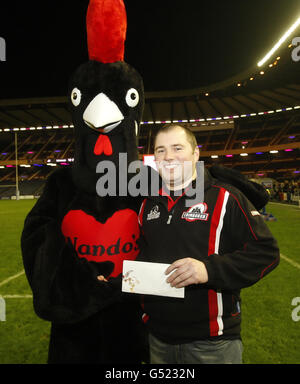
[148,166,213,207]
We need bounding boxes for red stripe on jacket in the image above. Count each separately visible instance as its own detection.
[207,187,227,337]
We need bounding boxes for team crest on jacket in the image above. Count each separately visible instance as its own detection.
[181,203,209,222]
[147,205,160,221]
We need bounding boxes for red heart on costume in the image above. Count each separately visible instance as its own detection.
[94,134,113,156]
[61,209,140,277]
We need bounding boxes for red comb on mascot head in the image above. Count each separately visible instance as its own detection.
[21,0,147,364]
[87,0,127,63]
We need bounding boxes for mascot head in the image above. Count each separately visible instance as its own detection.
[69,0,144,194]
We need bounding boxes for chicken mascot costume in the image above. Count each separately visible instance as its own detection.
[21,0,147,364]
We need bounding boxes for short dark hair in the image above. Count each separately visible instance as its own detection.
[153,124,198,152]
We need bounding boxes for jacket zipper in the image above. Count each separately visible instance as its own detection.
[167,207,176,224]
[167,214,172,224]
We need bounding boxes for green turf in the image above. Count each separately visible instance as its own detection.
[241,202,300,364]
[0,200,299,364]
[0,200,35,281]
[0,199,50,364]
[266,202,300,262]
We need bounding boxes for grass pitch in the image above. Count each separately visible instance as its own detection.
[0,199,299,364]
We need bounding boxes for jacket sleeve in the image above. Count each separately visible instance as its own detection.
[203,189,280,291]
[21,170,122,325]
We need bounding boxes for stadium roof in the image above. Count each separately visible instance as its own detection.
[1,1,300,95]
[0,38,300,150]
[0,0,300,179]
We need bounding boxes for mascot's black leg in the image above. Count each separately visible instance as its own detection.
[48,312,102,364]
[48,300,148,364]
[98,300,148,364]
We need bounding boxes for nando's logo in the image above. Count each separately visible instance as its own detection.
[66,235,139,258]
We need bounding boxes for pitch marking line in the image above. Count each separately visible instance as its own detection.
[0,270,25,288]
[268,202,300,209]
[280,254,300,270]
[0,295,32,299]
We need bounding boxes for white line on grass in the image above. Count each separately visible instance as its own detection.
[268,202,300,209]
[0,295,32,299]
[281,254,300,270]
[0,270,25,287]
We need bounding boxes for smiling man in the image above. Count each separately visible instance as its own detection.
[154,124,199,192]
[138,123,280,364]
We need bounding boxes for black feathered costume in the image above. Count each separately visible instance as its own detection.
[21,0,146,364]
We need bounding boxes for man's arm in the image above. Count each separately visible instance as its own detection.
[202,190,279,291]
[166,189,279,290]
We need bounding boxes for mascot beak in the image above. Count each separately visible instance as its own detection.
[83,92,124,133]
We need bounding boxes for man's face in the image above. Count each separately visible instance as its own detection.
[154,127,199,189]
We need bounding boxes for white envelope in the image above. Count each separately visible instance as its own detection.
[122,260,185,298]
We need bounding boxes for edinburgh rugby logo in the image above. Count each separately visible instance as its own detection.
[181,203,209,222]
[147,205,160,221]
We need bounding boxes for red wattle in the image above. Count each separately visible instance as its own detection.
[94,134,113,156]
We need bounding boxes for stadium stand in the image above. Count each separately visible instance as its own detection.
[0,35,299,200]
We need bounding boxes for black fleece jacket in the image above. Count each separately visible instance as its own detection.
[138,169,280,343]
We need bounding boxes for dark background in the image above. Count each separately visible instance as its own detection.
[0,0,300,98]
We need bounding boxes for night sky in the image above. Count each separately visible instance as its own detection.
[0,0,300,99]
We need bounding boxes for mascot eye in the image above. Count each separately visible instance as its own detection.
[125,88,139,107]
[71,88,82,107]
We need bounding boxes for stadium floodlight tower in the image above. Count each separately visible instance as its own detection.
[15,133,20,200]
